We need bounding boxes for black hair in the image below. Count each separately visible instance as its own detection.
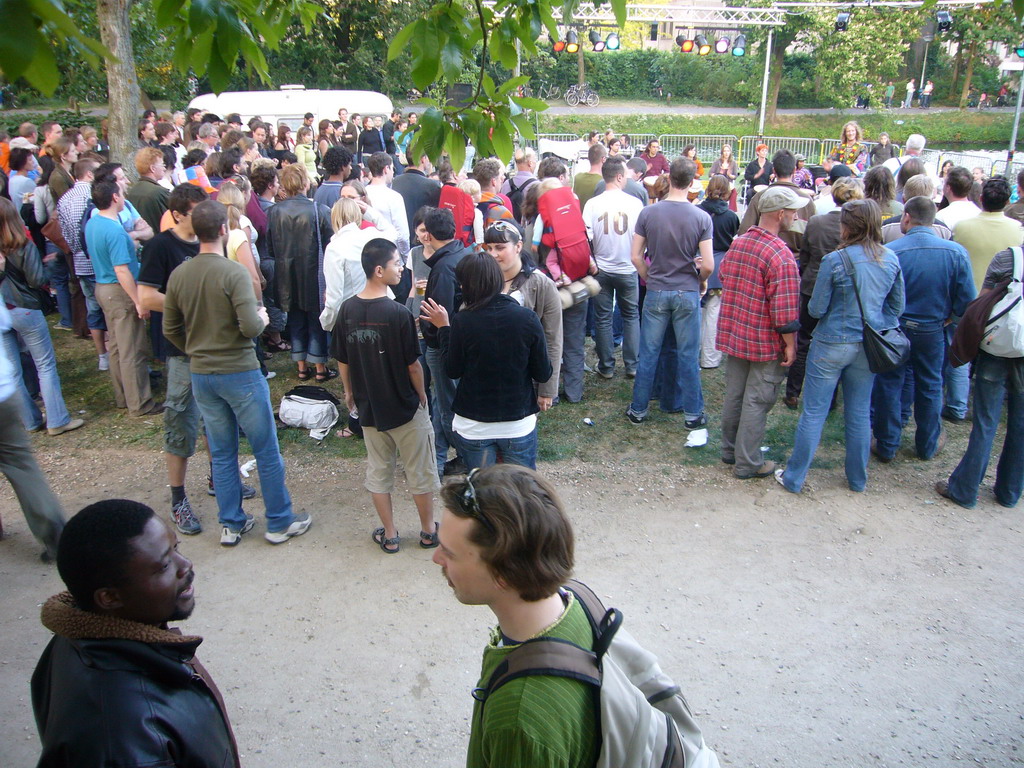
[250,165,278,195]
[219,147,244,178]
[91,179,120,209]
[182,149,207,169]
[413,205,435,232]
[902,195,937,226]
[159,144,177,173]
[280,151,297,165]
[168,182,209,214]
[981,177,1011,212]
[191,198,227,241]
[424,207,456,241]
[455,252,503,310]
[322,145,353,177]
[601,156,627,184]
[57,500,155,611]
[9,147,32,173]
[93,162,122,186]
[483,220,523,245]
[771,149,796,179]
[361,237,399,278]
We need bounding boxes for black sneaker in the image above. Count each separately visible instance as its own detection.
[684,414,708,430]
[625,408,645,425]
[171,496,202,535]
[208,477,258,499]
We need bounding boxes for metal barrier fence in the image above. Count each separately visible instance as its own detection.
[940,151,996,176]
[738,136,821,164]
[659,134,740,163]
[917,149,944,175]
[992,159,1024,180]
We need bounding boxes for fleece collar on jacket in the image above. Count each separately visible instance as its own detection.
[41,591,201,645]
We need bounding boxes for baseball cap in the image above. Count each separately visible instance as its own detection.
[828,163,854,184]
[758,186,805,213]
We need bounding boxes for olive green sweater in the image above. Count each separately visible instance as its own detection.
[466,595,599,768]
[163,252,263,374]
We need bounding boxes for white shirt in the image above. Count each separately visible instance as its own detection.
[582,188,643,275]
[365,182,410,257]
[319,219,396,332]
[944,199,982,231]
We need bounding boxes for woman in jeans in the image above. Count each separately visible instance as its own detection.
[420,252,552,470]
[0,198,83,435]
[777,199,904,494]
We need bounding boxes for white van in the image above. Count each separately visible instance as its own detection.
[187,85,394,132]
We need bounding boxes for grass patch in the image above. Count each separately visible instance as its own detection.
[49,323,856,471]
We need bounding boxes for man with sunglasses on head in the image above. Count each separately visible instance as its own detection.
[433,464,598,768]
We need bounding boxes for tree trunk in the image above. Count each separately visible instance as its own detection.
[577,45,585,86]
[96,0,142,172]
[958,40,977,109]
[950,38,962,95]
[764,33,788,125]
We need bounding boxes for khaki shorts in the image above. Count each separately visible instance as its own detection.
[362,404,440,495]
[163,356,201,458]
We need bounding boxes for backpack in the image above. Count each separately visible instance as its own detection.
[477,580,720,768]
[438,185,477,246]
[981,246,1024,358]
[278,385,340,440]
[537,186,593,282]
[507,176,537,222]
[78,201,97,261]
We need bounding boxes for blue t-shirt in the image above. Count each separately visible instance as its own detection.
[85,213,138,284]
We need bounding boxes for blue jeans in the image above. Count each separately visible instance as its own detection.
[2,308,72,430]
[425,345,461,475]
[45,250,72,328]
[946,353,1024,508]
[561,299,588,402]
[78,276,107,331]
[191,368,294,532]
[630,290,704,421]
[460,429,538,470]
[943,321,969,418]
[871,322,944,459]
[594,271,639,376]
[781,340,874,493]
[288,309,328,364]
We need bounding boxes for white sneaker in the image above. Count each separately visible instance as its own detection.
[220,515,255,546]
[265,371,277,380]
[264,512,312,544]
[98,353,109,372]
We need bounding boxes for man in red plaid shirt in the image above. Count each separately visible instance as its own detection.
[717,186,803,479]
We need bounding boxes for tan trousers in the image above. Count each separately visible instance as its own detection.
[95,282,155,416]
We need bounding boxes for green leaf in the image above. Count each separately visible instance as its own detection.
[511,112,536,140]
[21,34,59,94]
[496,75,530,98]
[207,38,232,93]
[190,28,216,74]
[482,72,496,99]
[440,39,463,83]
[444,129,466,177]
[610,0,627,28]
[154,0,180,29]
[0,1,39,80]
[490,116,514,161]
[509,96,547,111]
[388,19,418,62]
[189,0,217,33]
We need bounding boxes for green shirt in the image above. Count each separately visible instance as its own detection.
[466,595,599,768]
[162,252,264,374]
[572,173,602,211]
[126,176,170,233]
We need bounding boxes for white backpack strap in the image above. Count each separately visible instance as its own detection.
[1012,246,1024,283]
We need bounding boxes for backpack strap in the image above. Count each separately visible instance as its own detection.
[1012,246,1023,283]
[473,636,601,703]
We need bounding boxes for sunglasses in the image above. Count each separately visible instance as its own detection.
[459,468,495,533]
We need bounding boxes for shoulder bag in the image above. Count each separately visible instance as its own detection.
[838,248,910,374]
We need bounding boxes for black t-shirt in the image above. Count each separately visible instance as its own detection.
[333,295,420,431]
[137,230,200,357]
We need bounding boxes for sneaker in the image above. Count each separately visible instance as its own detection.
[54,323,73,332]
[265,371,277,380]
[264,512,312,544]
[171,496,202,535]
[625,408,645,425]
[220,515,255,546]
[941,408,969,424]
[47,418,84,436]
[596,369,614,379]
[208,476,258,499]
[774,467,789,489]
[98,353,109,371]
[684,413,708,430]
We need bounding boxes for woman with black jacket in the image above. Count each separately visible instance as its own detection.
[419,252,551,470]
[697,175,740,369]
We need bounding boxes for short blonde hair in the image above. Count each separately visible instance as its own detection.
[902,174,936,200]
[831,176,864,206]
[458,178,482,201]
[134,146,164,176]
[279,164,309,197]
[330,197,362,231]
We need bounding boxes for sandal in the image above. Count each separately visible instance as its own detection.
[315,368,339,382]
[419,522,439,549]
[297,368,312,381]
[265,338,292,352]
[372,527,400,554]
[335,427,354,439]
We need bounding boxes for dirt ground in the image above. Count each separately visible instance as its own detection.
[2,442,1022,768]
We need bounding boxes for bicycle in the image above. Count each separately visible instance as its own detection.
[565,82,600,108]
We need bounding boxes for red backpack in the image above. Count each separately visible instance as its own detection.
[537,186,592,282]
[438,184,477,246]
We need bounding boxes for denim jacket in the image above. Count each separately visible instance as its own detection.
[809,243,905,343]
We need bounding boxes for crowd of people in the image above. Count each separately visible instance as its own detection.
[0,103,1022,767]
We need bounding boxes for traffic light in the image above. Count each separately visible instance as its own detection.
[732,34,746,56]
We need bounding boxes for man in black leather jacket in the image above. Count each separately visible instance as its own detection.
[31,499,240,768]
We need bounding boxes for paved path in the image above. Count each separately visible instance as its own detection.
[541,100,1015,117]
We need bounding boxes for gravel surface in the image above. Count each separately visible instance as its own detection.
[2,443,1022,767]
